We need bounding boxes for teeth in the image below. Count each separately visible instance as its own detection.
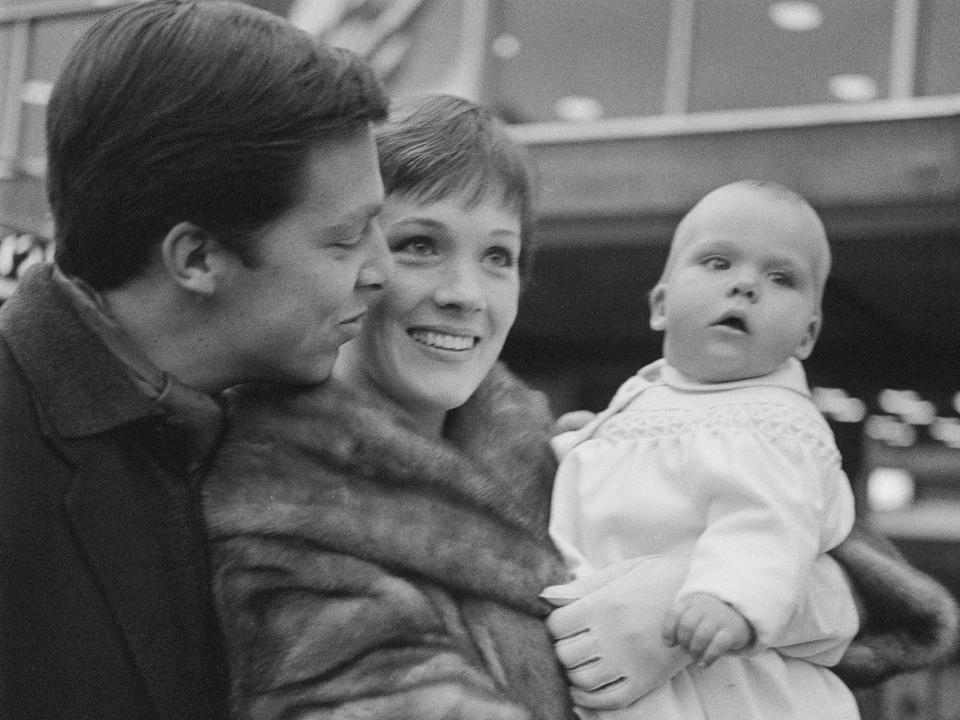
[410,330,475,351]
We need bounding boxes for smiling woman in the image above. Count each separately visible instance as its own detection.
[203,95,575,720]
[333,189,521,435]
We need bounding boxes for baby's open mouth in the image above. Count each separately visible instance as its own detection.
[714,316,748,332]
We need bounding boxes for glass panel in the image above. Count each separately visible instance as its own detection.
[689,0,895,111]
[489,0,671,122]
[0,25,12,128]
[28,15,92,80]
[19,15,97,161]
[916,0,960,96]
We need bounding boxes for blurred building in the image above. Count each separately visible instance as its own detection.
[2,2,960,715]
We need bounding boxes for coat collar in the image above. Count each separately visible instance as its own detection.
[206,364,567,616]
[0,263,161,437]
[1,264,221,720]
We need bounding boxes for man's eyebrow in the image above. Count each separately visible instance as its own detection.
[334,203,382,227]
[354,202,383,220]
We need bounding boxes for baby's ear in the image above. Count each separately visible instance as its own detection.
[793,314,822,360]
[649,284,667,331]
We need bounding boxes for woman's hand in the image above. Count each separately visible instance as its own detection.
[540,555,694,710]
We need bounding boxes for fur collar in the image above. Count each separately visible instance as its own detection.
[205,363,568,616]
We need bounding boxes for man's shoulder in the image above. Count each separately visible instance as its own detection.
[0,332,33,415]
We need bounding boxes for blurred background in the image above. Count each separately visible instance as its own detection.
[2,1,960,716]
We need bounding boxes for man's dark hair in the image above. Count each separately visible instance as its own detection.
[46,0,388,289]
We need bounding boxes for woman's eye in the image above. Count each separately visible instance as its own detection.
[393,235,435,256]
[483,246,516,268]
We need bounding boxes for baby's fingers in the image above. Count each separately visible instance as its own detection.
[668,605,706,654]
[685,618,721,662]
[661,605,682,647]
[695,629,738,668]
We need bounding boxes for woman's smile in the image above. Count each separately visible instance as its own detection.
[408,328,479,351]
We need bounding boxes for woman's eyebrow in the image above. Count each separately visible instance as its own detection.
[392,217,444,229]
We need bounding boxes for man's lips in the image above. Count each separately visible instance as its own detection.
[338,312,366,338]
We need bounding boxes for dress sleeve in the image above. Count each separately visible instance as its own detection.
[772,554,860,665]
[210,535,517,720]
[676,405,856,647]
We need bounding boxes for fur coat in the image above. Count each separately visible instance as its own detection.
[204,363,959,720]
[204,363,575,720]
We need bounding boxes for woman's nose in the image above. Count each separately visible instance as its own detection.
[434,261,485,312]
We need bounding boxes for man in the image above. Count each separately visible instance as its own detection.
[0,2,391,718]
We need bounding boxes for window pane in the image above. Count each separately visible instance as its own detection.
[689,0,895,111]
[490,0,671,122]
[917,0,960,96]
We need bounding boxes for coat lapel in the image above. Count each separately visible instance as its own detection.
[2,265,204,720]
[63,435,196,720]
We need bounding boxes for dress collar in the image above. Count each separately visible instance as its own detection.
[653,357,812,398]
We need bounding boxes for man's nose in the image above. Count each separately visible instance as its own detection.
[357,220,392,291]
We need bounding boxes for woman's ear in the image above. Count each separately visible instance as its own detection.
[793,314,822,361]
[649,284,667,331]
[160,222,231,296]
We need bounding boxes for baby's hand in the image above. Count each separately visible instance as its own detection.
[553,410,597,435]
[662,593,753,667]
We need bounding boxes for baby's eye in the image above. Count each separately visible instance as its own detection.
[483,246,516,268]
[703,256,729,271]
[769,271,795,287]
[392,235,435,256]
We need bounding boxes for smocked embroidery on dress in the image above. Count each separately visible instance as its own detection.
[595,401,840,465]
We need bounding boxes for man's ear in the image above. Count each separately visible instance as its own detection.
[649,284,667,331]
[793,314,822,361]
[160,222,233,296]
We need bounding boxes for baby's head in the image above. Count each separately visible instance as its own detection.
[649,180,831,383]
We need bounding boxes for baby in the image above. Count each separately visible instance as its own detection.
[546,180,861,719]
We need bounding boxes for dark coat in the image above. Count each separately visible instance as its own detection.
[0,264,229,720]
[205,365,576,720]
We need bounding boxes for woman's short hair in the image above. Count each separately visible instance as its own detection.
[46,0,388,290]
[375,95,539,278]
